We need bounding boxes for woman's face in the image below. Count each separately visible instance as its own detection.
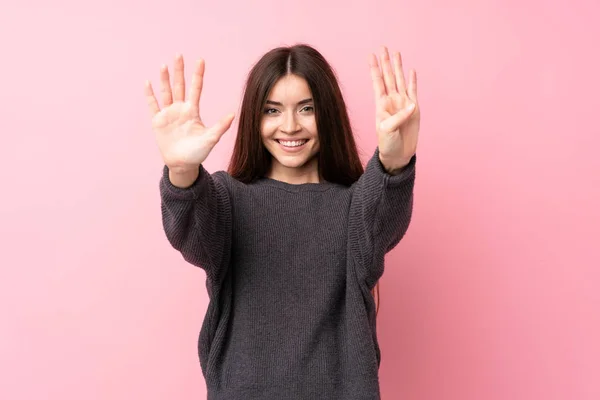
[260,74,320,176]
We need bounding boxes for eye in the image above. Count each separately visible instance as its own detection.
[301,105,314,113]
[263,108,279,114]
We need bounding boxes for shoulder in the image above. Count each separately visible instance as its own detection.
[211,170,354,199]
[209,170,263,196]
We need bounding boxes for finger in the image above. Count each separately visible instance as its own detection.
[208,112,236,142]
[144,80,160,116]
[380,46,397,93]
[160,64,173,107]
[407,69,418,101]
[369,53,386,99]
[172,54,185,102]
[189,59,205,118]
[379,103,416,133]
[393,52,407,94]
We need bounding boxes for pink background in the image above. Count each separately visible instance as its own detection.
[1,0,599,399]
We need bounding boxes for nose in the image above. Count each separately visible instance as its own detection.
[280,112,301,134]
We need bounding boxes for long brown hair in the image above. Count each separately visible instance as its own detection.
[227,43,380,314]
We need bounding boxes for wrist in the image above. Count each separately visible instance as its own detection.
[168,166,200,188]
[378,154,411,175]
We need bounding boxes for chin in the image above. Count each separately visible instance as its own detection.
[274,155,314,169]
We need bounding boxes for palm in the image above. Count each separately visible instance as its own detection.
[151,101,213,171]
[144,55,235,174]
[370,47,420,169]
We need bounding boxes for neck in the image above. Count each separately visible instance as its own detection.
[267,158,321,184]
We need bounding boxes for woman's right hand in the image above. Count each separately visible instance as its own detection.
[145,54,235,176]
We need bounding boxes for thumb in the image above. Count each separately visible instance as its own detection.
[208,112,236,141]
[379,103,416,133]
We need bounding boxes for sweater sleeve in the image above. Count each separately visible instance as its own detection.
[348,148,416,287]
[159,164,232,285]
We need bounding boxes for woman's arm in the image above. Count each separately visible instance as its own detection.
[159,164,232,285]
[348,148,416,286]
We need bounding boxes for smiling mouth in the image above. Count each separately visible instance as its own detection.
[276,139,308,147]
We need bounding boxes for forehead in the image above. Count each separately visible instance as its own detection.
[267,74,312,101]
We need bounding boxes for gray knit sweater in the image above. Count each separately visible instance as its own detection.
[159,147,416,400]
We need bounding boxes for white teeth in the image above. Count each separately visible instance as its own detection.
[278,140,307,147]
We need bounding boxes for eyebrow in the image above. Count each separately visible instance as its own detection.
[265,98,313,106]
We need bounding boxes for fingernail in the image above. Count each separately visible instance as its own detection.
[407,103,416,110]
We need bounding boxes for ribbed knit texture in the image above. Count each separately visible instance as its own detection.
[159,148,416,400]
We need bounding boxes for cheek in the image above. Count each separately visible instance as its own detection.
[308,119,319,137]
[301,116,318,135]
[261,118,278,138]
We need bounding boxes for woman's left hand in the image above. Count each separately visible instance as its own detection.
[370,46,420,174]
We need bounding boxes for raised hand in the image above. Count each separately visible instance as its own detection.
[369,46,420,173]
[145,54,235,176]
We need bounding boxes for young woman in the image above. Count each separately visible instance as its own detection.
[144,43,419,400]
